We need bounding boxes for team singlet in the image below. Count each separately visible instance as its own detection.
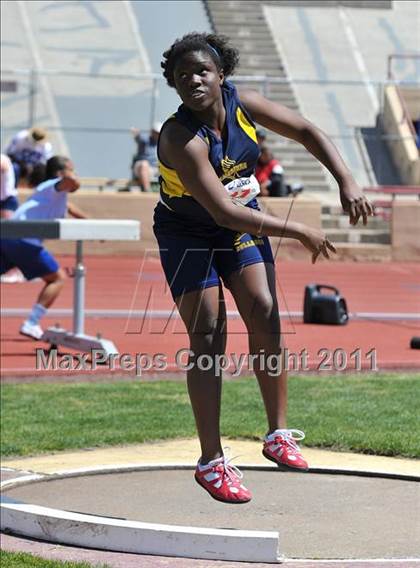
[157,81,261,227]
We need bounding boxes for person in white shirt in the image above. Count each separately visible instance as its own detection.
[0,154,18,218]
[5,127,53,187]
[0,155,87,340]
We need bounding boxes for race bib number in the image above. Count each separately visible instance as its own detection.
[224,175,260,205]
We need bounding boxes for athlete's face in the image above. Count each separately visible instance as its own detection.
[173,50,224,111]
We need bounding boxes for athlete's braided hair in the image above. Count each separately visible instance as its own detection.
[161,32,240,88]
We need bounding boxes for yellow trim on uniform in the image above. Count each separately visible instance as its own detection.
[158,160,191,198]
[236,107,257,143]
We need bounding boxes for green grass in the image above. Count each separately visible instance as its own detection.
[0,550,108,568]
[1,374,419,459]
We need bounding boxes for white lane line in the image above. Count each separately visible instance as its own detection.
[16,1,69,156]
[339,7,380,115]
[289,560,420,564]
[1,309,420,320]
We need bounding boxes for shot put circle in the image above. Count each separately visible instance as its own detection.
[1,465,419,563]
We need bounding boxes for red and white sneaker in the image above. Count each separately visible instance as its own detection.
[263,429,309,472]
[195,454,252,504]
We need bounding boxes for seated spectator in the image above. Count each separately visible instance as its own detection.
[0,155,87,340]
[255,145,287,197]
[0,154,18,219]
[256,128,267,147]
[5,126,53,187]
[129,122,162,191]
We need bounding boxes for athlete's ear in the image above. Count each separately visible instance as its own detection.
[219,70,224,85]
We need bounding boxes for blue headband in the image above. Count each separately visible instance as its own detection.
[207,43,221,61]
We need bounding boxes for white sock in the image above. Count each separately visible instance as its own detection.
[198,456,224,470]
[266,429,288,441]
[27,303,47,326]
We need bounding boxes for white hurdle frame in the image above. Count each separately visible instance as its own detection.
[1,219,140,356]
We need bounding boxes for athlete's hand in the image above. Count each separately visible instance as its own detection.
[339,179,375,226]
[299,227,337,264]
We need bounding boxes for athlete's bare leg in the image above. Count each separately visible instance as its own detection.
[226,262,287,433]
[175,284,227,464]
[133,160,151,192]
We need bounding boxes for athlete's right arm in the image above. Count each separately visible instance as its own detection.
[159,122,335,263]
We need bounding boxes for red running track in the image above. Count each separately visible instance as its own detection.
[1,256,419,377]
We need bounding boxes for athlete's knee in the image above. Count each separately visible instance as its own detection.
[43,268,66,285]
[249,293,279,328]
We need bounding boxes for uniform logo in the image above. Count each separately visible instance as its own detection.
[220,155,248,182]
[233,232,264,252]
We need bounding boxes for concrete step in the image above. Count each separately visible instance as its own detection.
[207,1,262,9]
[325,228,391,244]
[234,44,279,54]
[233,84,295,98]
[266,85,297,94]
[321,214,390,230]
[207,0,262,7]
[284,171,329,183]
[266,95,299,105]
[208,3,262,11]
[280,160,329,171]
[229,39,278,48]
[272,150,322,164]
[211,18,265,28]
[238,67,287,76]
[211,14,264,24]
[215,27,274,39]
[232,78,289,85]
[246,93,298,104]
[239,55,284,65]
[233,89,297,103]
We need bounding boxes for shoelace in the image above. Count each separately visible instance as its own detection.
[214,448,244,486]
[274,429,305,454]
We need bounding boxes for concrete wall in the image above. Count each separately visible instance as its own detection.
[400,87,420,120]
[259,196,322,259]
[16,190,321,259]
[382,86,420,185]
[392,200,420,261]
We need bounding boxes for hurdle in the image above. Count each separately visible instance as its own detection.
[1,219,140,356]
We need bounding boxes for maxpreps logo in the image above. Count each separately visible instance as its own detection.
[220,155,248,182]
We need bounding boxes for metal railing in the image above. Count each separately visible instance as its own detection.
[2,67,419,131]
[1,67,419,183]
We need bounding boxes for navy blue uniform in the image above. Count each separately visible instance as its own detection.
[153,81,274,299]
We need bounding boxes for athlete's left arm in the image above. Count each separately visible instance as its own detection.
[67,202,88,219]
[238,88,374,226]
